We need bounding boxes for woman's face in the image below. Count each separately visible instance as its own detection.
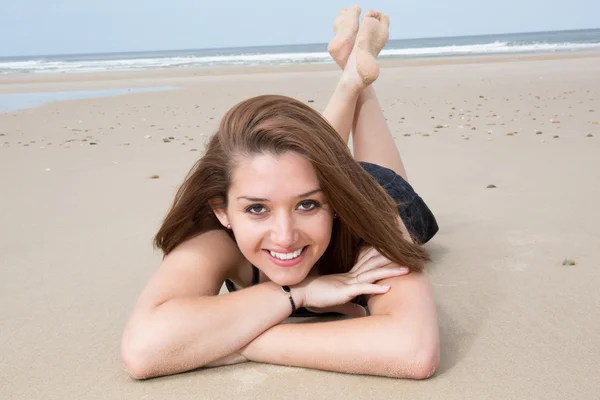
[219,151,334,286]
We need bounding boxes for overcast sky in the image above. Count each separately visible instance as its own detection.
[1,0,598,56]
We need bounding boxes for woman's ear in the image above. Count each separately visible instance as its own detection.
[208,198,230,229]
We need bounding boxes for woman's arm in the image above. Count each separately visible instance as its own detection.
[120,231,298,379]
[241,271,439,379]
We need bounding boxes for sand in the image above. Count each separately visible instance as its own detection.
[1,53,599,399]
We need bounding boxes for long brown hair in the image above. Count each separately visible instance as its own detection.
[154,95,429,273]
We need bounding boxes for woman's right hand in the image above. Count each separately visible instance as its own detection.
[292,247,410,313]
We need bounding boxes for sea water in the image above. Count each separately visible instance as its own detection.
[0,86,178,113]
[1,29,599,75]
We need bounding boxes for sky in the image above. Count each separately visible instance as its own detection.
[1,0,599,57]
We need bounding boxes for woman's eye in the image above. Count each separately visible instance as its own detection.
[298,200,319,211]
[246,205,267,215]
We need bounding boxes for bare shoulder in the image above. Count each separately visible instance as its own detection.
[133,229,246,311]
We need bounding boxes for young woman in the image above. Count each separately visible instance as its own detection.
[121,7,440,380]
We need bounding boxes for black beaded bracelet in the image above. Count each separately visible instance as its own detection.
[281,285,296,314]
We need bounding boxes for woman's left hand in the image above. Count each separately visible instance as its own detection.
[306,246,410,318]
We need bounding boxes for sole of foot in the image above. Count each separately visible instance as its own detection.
[327,5,361,68]
[354,10,390,86]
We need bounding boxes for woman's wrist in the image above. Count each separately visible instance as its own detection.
[289,283,306,310]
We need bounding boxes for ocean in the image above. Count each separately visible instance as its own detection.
[1,28,599,75]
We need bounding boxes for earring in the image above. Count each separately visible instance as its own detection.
[334,213,338,218]
[227,224,231,229]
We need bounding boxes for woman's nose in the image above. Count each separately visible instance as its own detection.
[270,213,298,248]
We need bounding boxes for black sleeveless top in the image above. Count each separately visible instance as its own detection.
[224,266,260,293]
[224,265,367,317]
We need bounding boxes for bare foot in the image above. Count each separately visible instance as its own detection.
[343,10,390,88]
[327,5,361,68]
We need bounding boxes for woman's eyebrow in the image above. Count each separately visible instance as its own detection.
[236,188,322,202]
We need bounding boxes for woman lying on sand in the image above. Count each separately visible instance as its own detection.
[121,6,440,380]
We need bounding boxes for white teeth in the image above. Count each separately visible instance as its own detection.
[270,247,304,260]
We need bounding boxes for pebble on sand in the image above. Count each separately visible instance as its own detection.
[506,133,514,136]
[536,131,543,135]
[587,133,594,137]
[307,100,315,103]
[163,138,171,143]
[486,184,497,188]
[149,175,160,179]
[562,258,576,266]
[553,135,559,138]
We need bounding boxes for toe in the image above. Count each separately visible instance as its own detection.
[349,5,361,14]
[380,13,390,27]
[364,10,382,20]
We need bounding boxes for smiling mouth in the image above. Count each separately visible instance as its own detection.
[267,246,306,261]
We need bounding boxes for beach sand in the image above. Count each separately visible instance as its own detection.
[1,53,599,399]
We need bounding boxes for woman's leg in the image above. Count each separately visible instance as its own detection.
[320,76,362,146]
[352,86,408,181]
[324,8,408,181]
[321,8,388,147]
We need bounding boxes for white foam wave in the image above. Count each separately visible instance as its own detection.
[2,41,599,74]
[0,51,332,74]
[380,41,600,56]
